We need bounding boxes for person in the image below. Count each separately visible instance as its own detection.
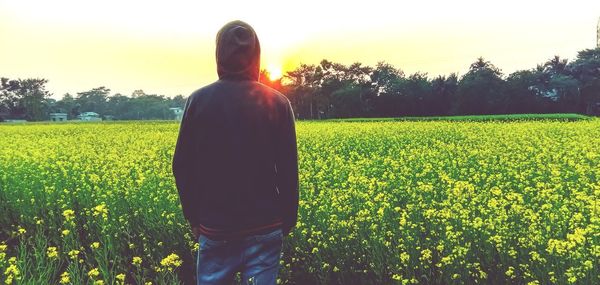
[172,20,299,285]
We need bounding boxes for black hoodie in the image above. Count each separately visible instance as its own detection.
[172,20,299,237]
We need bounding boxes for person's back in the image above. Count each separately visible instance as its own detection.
[172,20,298,285]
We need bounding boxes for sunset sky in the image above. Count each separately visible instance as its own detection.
[1,0,599,99]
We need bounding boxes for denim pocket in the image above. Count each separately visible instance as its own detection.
[255,228,283,242]
[199,234,226,251]
[253,230,283,266]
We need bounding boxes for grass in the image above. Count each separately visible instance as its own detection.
[0,119,598,284]
[324,113,592,122]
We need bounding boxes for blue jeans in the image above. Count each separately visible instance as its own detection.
[196,228,283,285]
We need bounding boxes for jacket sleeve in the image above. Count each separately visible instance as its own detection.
[276,99,299,235]
[172,96,200,226]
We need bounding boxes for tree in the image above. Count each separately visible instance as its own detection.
[544,55,569,75]
[0,77,52,121]
[403,72,433,116]
[331,84,364,118]
[9,47,600,121]
[259,69,283,91]
[549,75,581,112]
[505,70,542,113]
[371,62,405,117]
[455,58,506,115]
[327,62,373,118]
[569,48,600,115]
[431,74,458,116]
[53,93,79,119]
[76,87,110,116]
[0,78,20,117]
[105,93,131,119]
[285,64,322,119]
[169,95,187,108]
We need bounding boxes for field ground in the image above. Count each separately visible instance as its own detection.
[325,113,592,122]
[0,117,599,284]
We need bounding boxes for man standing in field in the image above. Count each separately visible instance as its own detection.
[172,20,299,285]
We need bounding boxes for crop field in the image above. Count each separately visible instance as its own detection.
[0,118,599,284]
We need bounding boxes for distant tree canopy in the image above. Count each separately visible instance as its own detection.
[2,47,600,121]
[49,88,185,121]
[271,49,600,119]
[0,78,52,121]
[0,82,186,121]
[258,49,600,119]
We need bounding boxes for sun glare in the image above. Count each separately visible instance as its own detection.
[267,65,282,81]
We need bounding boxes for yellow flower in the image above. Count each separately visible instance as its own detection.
[505,266,515,279]
[47,247,59,260]
[400,252,410,264]
[62,209,75,221]
[88,268,100,279]
[68,250,80,261]
[59,271,70,284]
[4,263,20,284]
[116,273,126,281]
[17,227,26,235]
[420,249,432,263]
[61,229,70,236]
[91,242,100,249]
[93,204,108,219]
[160,253,182,271]
[132,256,142,266]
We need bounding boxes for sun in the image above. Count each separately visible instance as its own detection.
[267,64,282,81]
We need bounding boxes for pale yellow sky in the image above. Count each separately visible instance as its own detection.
[1,0,599,99]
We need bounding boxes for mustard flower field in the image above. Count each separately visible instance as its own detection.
[0,120,598,284]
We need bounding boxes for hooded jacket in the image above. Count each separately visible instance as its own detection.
[172,20,299,238]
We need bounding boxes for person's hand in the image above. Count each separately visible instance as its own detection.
[282,226,293,237]
[191,225,201,241]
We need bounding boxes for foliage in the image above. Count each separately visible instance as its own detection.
[0,78,52,121]
[2,48,600,121]
[0,120,598,284]
[279,49,600,118]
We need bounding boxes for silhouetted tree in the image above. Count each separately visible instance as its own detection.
[76,87,110,115]
[569,48,600,115]
[0,77,52,120]
[7,47,600,121]
[431,74,458,116]
[371,62,405,117]
[455,58,506,115]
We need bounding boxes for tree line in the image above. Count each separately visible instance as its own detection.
[0,83,186,121]
[2,48,599,121]
[261,48,600,119]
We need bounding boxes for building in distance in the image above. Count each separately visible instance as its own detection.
[170,107,183,121]
[49,113,68,122]
[78,112,102,121]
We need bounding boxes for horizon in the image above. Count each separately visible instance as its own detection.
[1,0,599,99]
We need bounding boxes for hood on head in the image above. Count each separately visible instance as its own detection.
[216,20,261,81]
